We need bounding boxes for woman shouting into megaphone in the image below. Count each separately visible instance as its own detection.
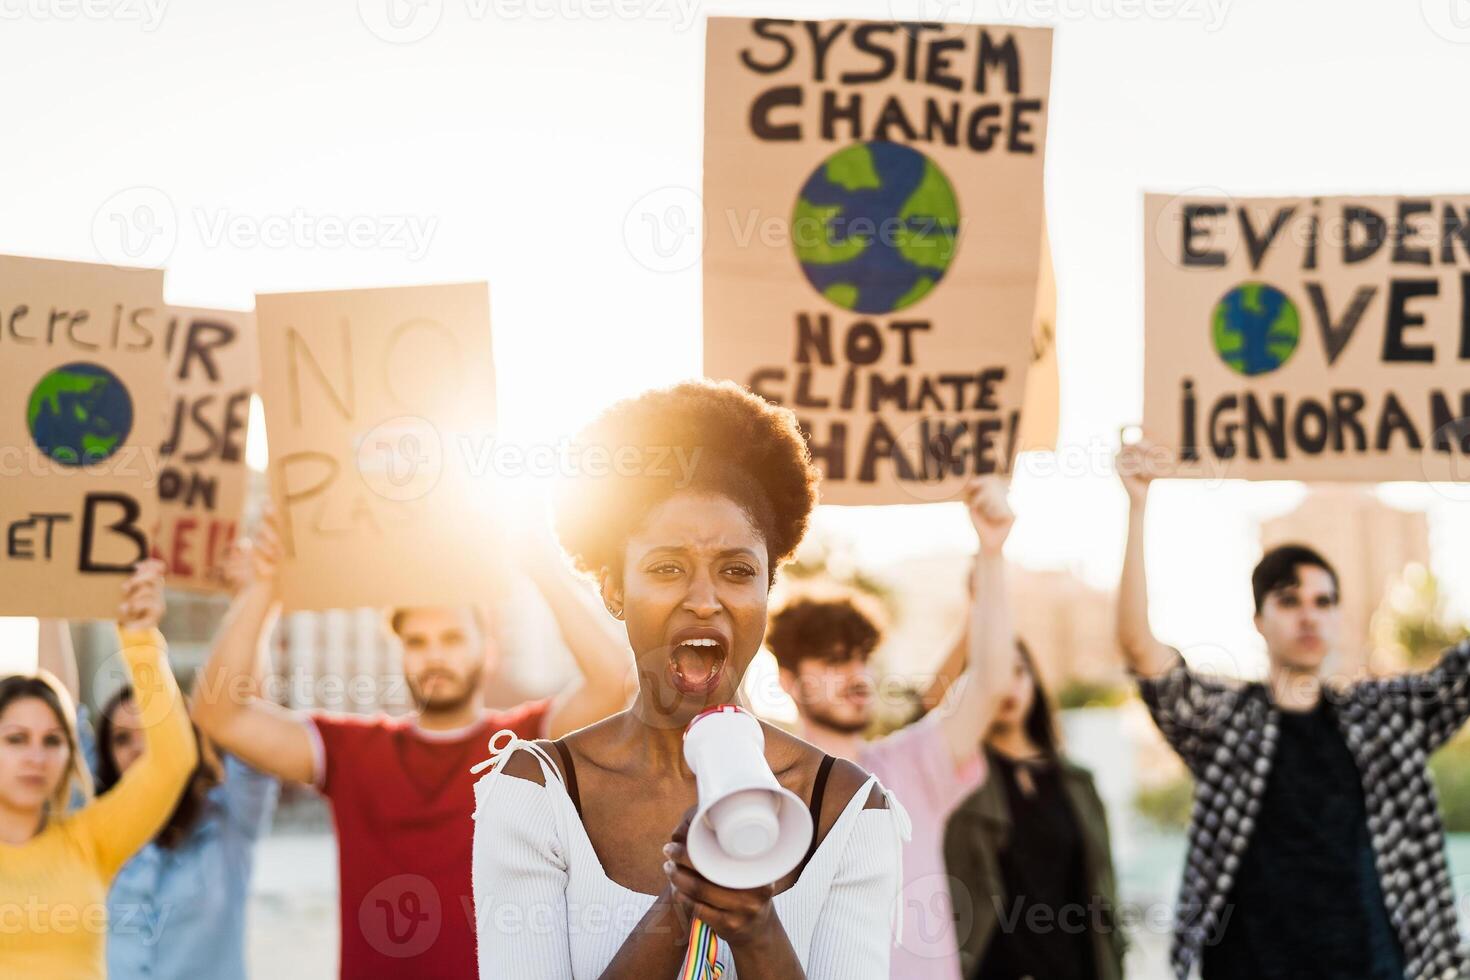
[471,380,908,979]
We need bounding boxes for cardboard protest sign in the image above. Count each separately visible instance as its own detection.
[255,283,500,612]
[703,18,1053,504]
[1145,193,1470,482]
[0,255,168,617]
[151,306,256,593]
[1018,224,1058,452]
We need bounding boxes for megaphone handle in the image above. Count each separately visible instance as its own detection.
[681,917,724,980]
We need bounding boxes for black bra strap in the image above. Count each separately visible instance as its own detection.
[798,754,836,872]
[552,739,582,819]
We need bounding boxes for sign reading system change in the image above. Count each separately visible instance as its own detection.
[703,18,1053,505]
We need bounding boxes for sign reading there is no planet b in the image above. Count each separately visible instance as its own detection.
[0,255,168,618]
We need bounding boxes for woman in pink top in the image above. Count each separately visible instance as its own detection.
[766,476,1021,980]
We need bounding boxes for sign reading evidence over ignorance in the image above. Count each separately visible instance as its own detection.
[704,18,1053,505]
[0,255,167,617]
[1145,194,1470,482]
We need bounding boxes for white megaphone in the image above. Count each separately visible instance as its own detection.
[682,704,814,889]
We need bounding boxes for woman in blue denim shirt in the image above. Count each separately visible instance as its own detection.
[94,688,278,980]
[41,604,280,980]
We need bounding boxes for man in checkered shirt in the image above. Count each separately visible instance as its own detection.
[1115,440,1470,980]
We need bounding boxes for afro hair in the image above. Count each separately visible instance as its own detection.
[553,379,818,585]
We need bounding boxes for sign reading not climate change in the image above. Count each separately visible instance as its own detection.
[1145,194,1470,481]
[0,255,167,618]
[703,18,1053,505]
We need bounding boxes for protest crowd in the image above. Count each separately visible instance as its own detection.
[5,11,1470,980]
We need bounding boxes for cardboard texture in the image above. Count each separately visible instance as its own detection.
[152,306,256,594]
[0,255,168,617]
[703,18,1053,504]
[255,282,500,611]
[1019,223,1058,452]
[1145,193,1470,482]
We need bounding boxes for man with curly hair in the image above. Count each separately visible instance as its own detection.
[767,475,1021,980]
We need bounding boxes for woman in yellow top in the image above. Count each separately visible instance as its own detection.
[0,559,197,979]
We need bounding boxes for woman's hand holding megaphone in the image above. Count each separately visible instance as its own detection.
[662,807,792,956]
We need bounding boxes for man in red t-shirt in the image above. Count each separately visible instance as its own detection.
[194,514,633,979]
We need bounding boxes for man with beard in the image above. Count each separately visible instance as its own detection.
[192,511,632,979]
[766,475,1021,980]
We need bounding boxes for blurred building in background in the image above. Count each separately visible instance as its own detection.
[77,577,576,718]
[869,552,1129,709]
[69,484,1432,714]
[71,470,578,718]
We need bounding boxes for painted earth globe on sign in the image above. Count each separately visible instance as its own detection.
[26,361,134,466]
[791,141,960,315]
[1211,282,1301,376]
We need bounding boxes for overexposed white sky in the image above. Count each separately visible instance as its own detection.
[2,0,1469,675]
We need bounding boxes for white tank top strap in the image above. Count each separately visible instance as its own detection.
[863,774,912,948]
[871,776,913,842]
[470,729,564,782]
[470,730,579,854]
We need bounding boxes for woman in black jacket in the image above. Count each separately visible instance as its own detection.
[943,640,1125,980]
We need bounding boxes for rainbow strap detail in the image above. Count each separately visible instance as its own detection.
[681,917,724,980]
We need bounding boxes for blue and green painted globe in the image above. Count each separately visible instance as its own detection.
[26,362,134,466]
[1211,282,1301,376]
[791,141,960,314]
